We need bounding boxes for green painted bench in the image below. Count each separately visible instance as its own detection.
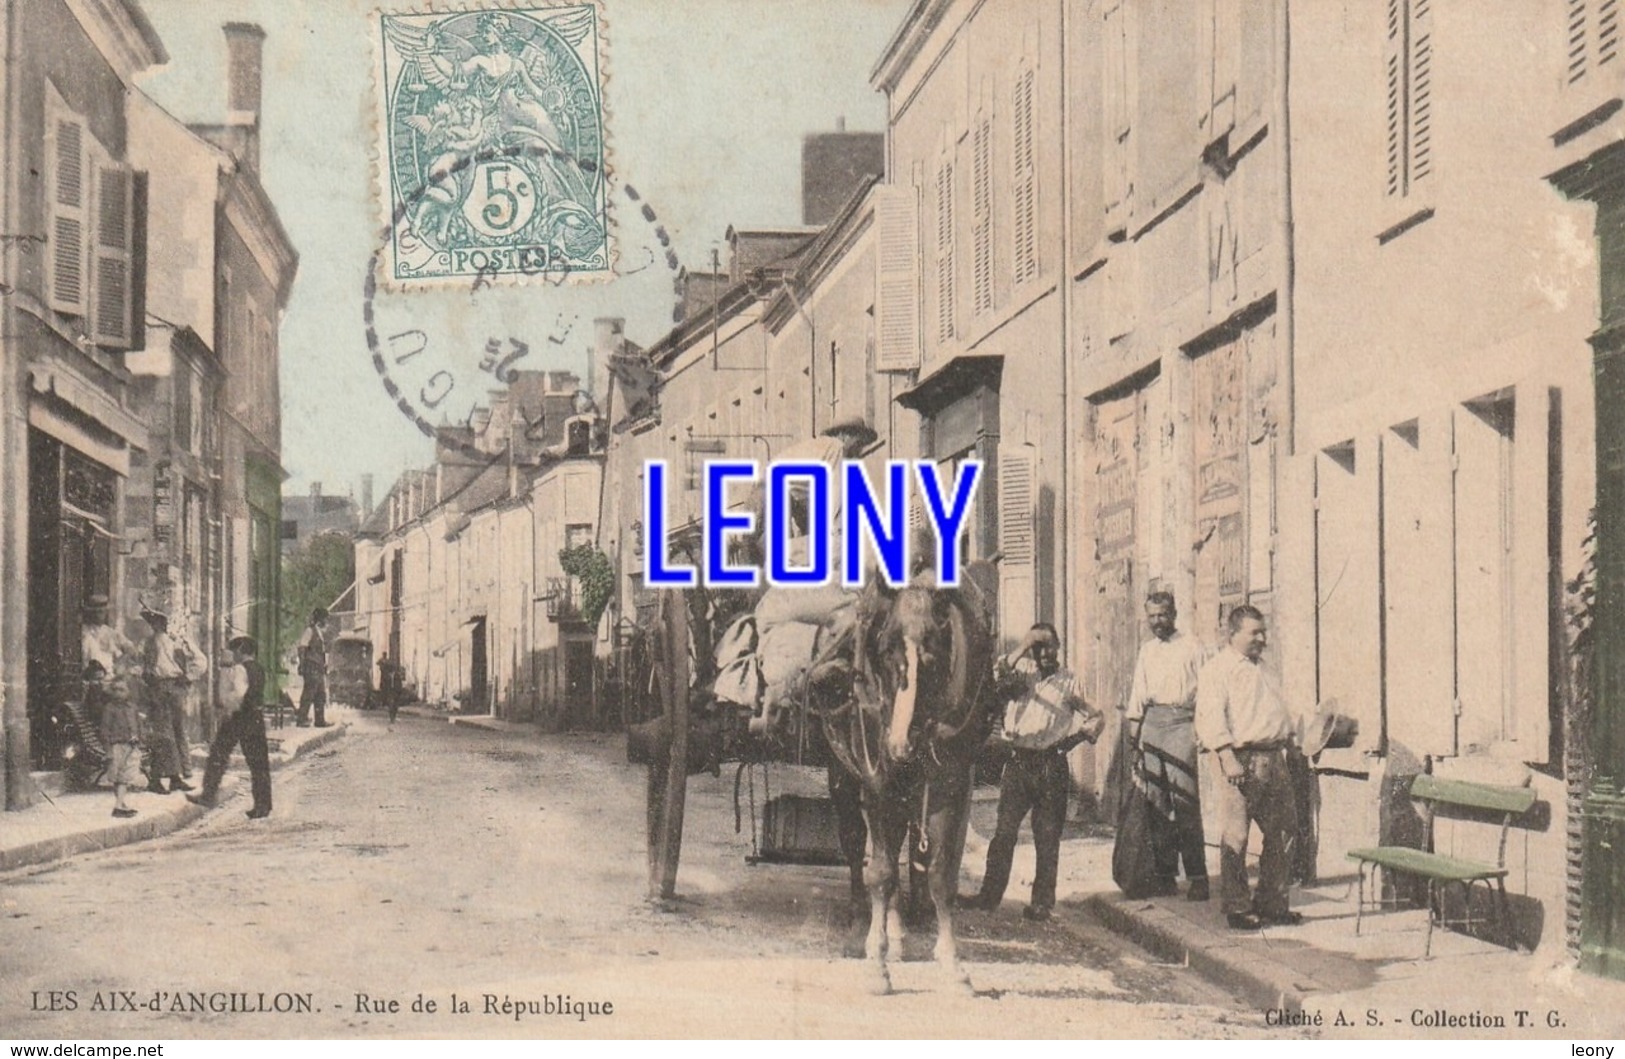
[1347,774,1537,956]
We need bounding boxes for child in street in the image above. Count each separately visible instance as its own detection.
[97,669,143,819]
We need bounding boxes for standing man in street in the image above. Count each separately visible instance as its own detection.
[189,635,272,819]
[1127,591,1210,900]
[295,606,331,728]
[139,607,194,795]
[1195,605,1303,931]
[81,595,135,681]
[969,623,1104,921]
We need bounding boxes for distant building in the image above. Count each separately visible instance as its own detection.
[801,120,884,226]
[354,370,607,727]
[281,483,362,555]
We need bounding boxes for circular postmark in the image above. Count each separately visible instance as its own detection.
[363,144,681,461]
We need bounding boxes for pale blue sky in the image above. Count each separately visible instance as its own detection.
[136,0,902,499]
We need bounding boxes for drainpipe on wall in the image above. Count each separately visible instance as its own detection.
[1276,0,1296,459]
[782,280,817,437]
[1,0,33,810]
[1057,0,1072,645]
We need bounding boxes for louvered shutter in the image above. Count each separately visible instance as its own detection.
[1384,0,1406,199]
[999,447,1035,632]
[1568,0,1621,85]
[91,162,134,348]
[47,112,88,316]
[1408,0,1434,187]
[1512,382,1551,761]
[972,106,993,315]
[935,154,956,343]
[1013,65,1038,284]
[1102,2,1133,223]
[872,185,920,372]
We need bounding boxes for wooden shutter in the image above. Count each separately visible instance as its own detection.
[1102,2,1133,221]
[935,152,956,343]
[1512,382,1551,762]
[128,171,147,353]
[1012,64,1037,284]
[999,446,1035,634]
[1382,413,1456,757]
[1314,440,1383,763]
[998,447,1035,566]
[872,185,919,372]
[91,162,134,348]
[1408,0,1434,187]
[1384,0,1406,199]
[972,102,993,315]
[1209,0,1240,140]
[1568,0,1622,85]
[47,110,88,316]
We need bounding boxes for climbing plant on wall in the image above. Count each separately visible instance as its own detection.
[559,544,614,628]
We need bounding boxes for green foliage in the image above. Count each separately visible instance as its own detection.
[281,531,356,651]
[559,544,614,628]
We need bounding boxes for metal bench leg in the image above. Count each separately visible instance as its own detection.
[1355,864,1366,936]
[1494,878,1513,951]
[1424,879,1436,959]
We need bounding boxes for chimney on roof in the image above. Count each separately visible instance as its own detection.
[591,317,624,402]
[223,23,265,172]
[310,481,322,499]
[361,474,375,517]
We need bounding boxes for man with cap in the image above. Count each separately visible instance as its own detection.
[295,606,331,728]
[189,635,272,818]
[81,595,135,681]
[139,606,194,794]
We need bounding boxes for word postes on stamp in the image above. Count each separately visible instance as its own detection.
[377,5,609,285]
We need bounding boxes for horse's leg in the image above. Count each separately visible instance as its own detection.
[861,794,898,995]
[881,786,908,953]
[927,772,975,994]
[829,767,868,917]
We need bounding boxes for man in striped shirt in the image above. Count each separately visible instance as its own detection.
[968,623,1104,921]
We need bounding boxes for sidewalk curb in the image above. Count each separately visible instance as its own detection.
[1083,892,1321,1013]
[0,722,349,873]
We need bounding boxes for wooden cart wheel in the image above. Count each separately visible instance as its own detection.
[646,591,691,904]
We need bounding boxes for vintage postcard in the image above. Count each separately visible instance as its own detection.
[4,0,1625,1046]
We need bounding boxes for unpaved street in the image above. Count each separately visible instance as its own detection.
[3,712,1257,1038]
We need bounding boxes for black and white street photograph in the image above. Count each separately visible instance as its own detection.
[5,0,1625,1043]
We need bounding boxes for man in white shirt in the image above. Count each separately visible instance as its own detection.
[80,595,134,679]
[968,623,1104,921]
[1195,604,1302,931]
[1127,591,1209,901]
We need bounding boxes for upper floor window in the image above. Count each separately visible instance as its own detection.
[1012,62,1038,285]
[935,141,957,344]
[1566,0,1621,86]
[1384,0,1434,199]
[972,94,994,315]
[45,87,137,349]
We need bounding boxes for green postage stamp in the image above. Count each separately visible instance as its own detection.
[376,5,609,284]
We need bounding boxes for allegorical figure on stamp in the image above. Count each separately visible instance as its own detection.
[381,6,607,282]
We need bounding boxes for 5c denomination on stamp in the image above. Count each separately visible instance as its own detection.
[376,4,609,285]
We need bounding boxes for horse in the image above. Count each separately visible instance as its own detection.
[810,565,998,995]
